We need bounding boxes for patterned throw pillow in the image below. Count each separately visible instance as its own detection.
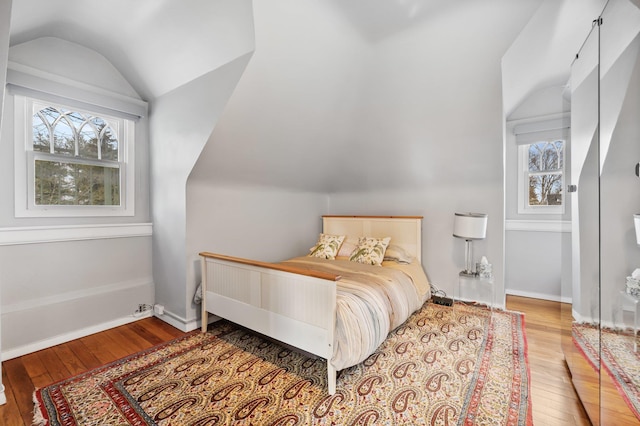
[308,234,345,260]
[349,236,391,266]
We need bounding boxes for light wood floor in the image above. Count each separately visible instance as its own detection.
[0,296,635,425]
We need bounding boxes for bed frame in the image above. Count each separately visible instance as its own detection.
[199,215,423,394]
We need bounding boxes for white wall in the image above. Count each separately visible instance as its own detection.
[184,182,329,327]
[0,38,154,359]
[329,186,502,304]
[326,1,539,304]
[186,0,542,308]
[150,53,253,330]
[503,90,572,302]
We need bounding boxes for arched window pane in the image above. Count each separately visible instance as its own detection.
[528,144,543,172]
[53,116,75,156]
[93,118,118,161]
[78,122,99,159]
[39,107,59,126]
[33,113,50,153]
[554,140,564,168]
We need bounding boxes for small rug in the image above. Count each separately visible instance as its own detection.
[573,322,640,420]
[34,303,532,425]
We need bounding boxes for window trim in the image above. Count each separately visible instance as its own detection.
[517,138,566,215]
[14,95,136,217]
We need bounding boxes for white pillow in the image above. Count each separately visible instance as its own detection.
[337,235,359,258]
[308,234,345,260]
[383,244,413,264]
[349,237,391,266]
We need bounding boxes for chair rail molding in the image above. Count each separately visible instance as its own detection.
[505,219,571,233]
[0,223,152,245]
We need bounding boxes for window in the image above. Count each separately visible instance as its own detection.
[15,95,135,217]
[518,138,566,214]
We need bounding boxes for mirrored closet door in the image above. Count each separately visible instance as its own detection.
[564,1,640,424]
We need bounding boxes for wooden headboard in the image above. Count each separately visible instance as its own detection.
[322,215,423,262]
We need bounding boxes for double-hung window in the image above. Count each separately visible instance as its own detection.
[15,95,135,217]
[515,117,569,215]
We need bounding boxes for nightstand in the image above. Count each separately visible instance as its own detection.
[454,273,495,314]
[617,290,639,352]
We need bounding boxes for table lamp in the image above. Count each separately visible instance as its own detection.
[453,212,488,276]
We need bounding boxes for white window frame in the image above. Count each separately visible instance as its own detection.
[517,136,566,215]
[14,95,136,217]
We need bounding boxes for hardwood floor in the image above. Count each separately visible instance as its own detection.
[506,296,592,425]
[0,296,633,425]
[0,317,186,426]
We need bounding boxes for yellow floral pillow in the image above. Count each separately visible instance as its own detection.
[308,234,345,260]
[349,236,391,266]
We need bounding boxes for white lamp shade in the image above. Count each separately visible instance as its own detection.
[453,213,488,240]
[635,214,640,245]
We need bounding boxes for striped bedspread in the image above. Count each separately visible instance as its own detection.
[280,257,431,371]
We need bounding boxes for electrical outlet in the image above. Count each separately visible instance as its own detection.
[132,303,152,317]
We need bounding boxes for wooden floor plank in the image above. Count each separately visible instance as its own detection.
[79,331,123,365]
[65,339,104,372]
[52,344,89,377]
[36,348,72,384]
[0,369,25,426]
[2,358,38,426]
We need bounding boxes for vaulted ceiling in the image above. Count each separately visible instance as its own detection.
[7,0,604,193]
[8,0,545,102]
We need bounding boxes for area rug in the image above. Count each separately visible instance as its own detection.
[573,323,640,420]
[34,302,532,425]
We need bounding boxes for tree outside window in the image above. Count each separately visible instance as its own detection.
[527,140,564,207]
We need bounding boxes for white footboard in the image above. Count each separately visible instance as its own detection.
[199,252,340,394]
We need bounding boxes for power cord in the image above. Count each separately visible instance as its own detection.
[429,281,447,298]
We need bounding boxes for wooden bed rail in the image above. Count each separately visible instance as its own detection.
[199,252,342,281]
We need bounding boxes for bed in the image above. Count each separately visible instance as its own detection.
[199,215,430,395]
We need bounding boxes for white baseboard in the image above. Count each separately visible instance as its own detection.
[155,309,219,332]
[506,288,572,304]
[1,311,152,361]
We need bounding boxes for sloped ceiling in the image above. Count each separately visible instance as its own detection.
[8,0,254,100]
[502,0,609,117]
[9,0,569,194]
[189,0,544,192]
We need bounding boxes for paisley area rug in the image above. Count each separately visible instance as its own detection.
[573,323,640,420]
[34,302,531,425]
